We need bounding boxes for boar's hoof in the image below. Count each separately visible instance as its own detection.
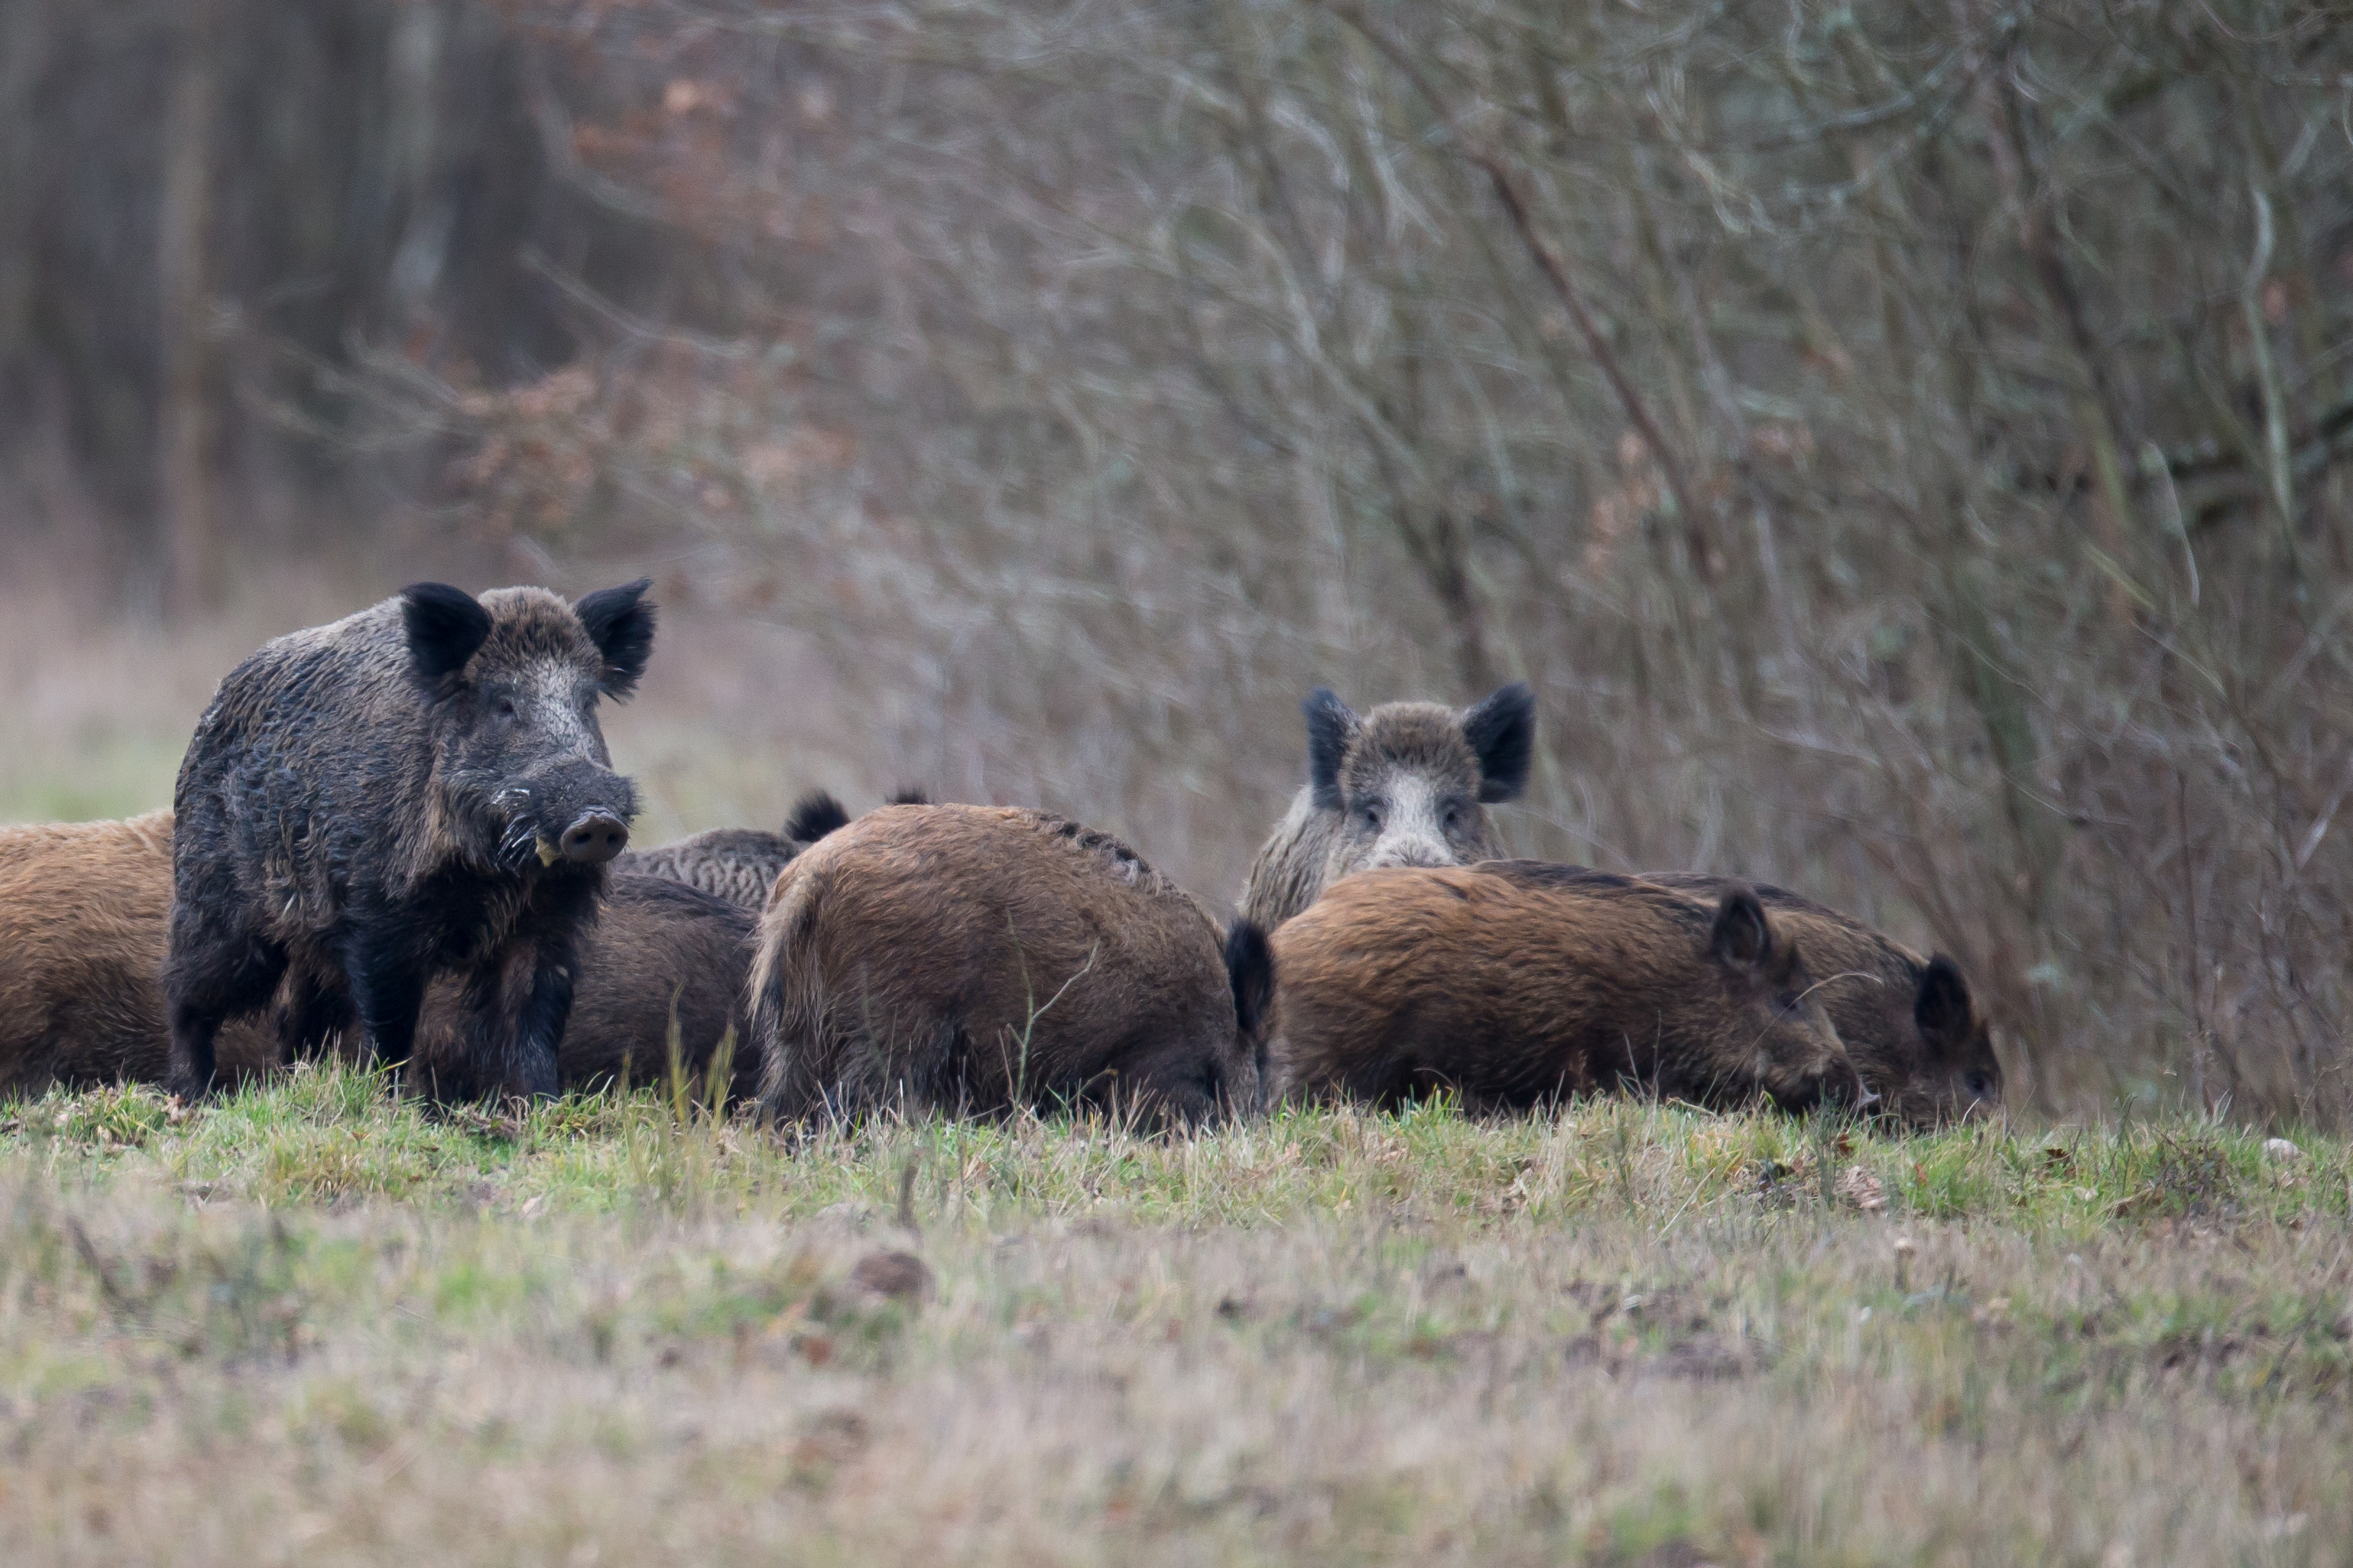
[560,810,631,865]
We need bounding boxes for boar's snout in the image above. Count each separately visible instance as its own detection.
[1365,836,1454,872]
[560,810,630,865]
[489,758,640,873]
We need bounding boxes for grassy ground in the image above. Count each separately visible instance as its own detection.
[3,1070,2349,1565]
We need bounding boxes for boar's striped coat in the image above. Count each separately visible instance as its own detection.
[751,804,1270,1125]
[615,791,853,910]
[1266,863,1850,1114]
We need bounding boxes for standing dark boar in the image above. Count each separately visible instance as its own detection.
[0,813,279,1094]
[614,790,852,909]
[1637,872,2002,1126]
[164,580,656,1101]
[750,804,1271,1125]
[1266,863,1850,1114]
[1240,683,1535,930]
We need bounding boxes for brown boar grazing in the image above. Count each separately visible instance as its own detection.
[1265,863,1852,1114]
[0,813,279,1095]
[410,875,758,1101]
[1637,872,2002,1127]
[165,579,656,1102]
[1240,682,1536,931]
[750,803,1271,1125]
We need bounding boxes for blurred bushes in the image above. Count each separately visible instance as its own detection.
[3,0,2352,1121]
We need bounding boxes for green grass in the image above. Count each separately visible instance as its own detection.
[7,1065,2344,1230]
[4,1068,2351,1564]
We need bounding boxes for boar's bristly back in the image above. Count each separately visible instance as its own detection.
[751,803,1257,1127]
[1264,864,1846,1114]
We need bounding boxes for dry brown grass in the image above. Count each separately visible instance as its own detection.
[3,1072,2351,1564]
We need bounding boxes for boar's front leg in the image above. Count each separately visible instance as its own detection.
[463,933,574,1101]
[275,958,357,1065]
[341,927,430,1080]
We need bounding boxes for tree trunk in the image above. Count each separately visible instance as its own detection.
[158,0,223,618]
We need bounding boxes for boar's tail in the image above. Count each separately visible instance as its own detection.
[748,859,839,1122]
[1225,918,1276,1105]
[1225,918,1275,1042]
[785,791,853,845]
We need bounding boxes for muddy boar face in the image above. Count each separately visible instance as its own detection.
[403,580,656,873]
[1308,683,1534,877]
[1867,956,2003,1127]
[1704,888,1853,1107]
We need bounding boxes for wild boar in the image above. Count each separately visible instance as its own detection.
[1265,863,1851,1114]
[750,803,1270,1125]
[1240,683,1535,930]
[0,813,279,1095]
[165,579,655,1101]
[617,789,933,909]
[615,791,852,909]
[1637,872,2001,1126]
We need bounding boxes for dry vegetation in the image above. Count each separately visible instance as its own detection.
[1,1070,2349,1565]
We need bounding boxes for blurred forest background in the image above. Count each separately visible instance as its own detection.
[1,0,2349,1122]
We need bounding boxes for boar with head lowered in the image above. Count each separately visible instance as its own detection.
[1637,872,2003,1127]
[1266,864,1852,1114]
[164,581,656,1101]
[1240,683,1535,931]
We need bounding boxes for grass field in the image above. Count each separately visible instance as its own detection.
[3,1070,2349,1565]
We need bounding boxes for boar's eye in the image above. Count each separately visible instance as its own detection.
[1359,800,1386,832]
[1441,800,1466,832]
[494,696,519,721]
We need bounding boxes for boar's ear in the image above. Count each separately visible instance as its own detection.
[1463,681,1536,803]
[1225,918,1275,1042]
[1915,956,1975,1047]
[785,790,852,844]
[1304,688,1360,812]
[574,579,657,698]
[401,582,492,698]
[1708,885,1774,972]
